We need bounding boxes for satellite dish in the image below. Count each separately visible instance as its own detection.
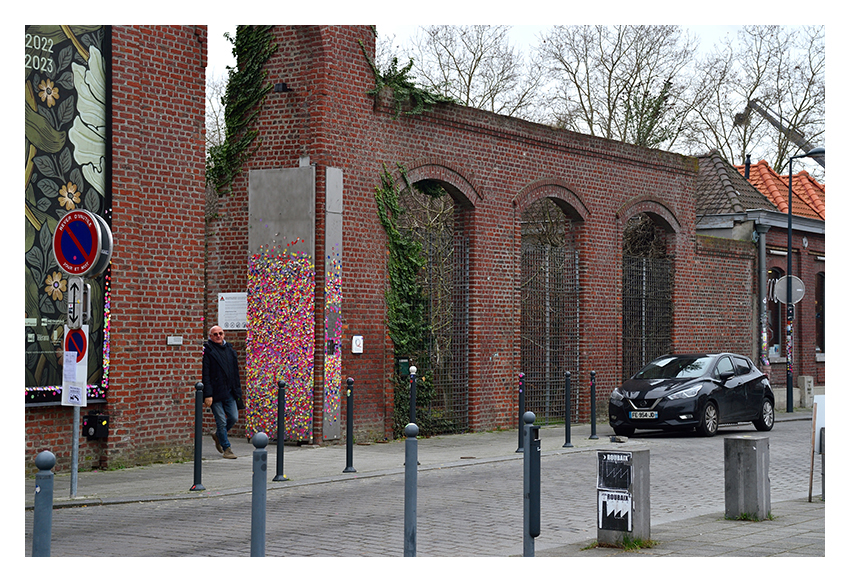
[774,275,805,304]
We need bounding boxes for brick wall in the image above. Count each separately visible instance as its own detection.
[25,26,208,472]
[206,26,702,440]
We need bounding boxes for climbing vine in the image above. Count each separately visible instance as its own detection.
[206,26,277,195]
[374,164,443,436]
[358,38,455,119]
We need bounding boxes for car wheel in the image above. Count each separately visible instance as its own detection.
[753,398,775,432]
[613,425,635,437]
[696,401,719,437]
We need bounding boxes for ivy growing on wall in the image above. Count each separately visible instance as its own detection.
[358,38,455,119]
[374,164,442,436]
[206,26,277,195]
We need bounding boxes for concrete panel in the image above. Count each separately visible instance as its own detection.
[248,167,315,258]
[324,167,343,440]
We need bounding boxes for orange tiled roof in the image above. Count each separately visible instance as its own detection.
[734,159,825,220]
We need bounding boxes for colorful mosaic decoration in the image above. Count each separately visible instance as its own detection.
[324,249,343,432]
[246,245,315,440]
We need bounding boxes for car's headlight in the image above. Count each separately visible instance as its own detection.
[666,385,702,400]
[610,388,624,402]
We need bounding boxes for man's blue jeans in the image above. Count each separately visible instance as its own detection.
[211,396,238,451]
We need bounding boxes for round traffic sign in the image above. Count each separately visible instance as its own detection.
[53,210,102,276]
[774,275,805,305]
[64,328,87,363]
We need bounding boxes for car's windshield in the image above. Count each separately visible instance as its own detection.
[634,356,714,379]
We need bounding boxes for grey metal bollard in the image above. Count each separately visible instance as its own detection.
[409,366,418,424]
[404,422,419,557]
[563,371,573,448]
[32,450,56,557]
[724,435,770,520]
[523,411,541,557]
[516,373,525,453]
[589,370,598,439]
[251,432,269,557]
[273,381,289,482]
[190,382,205,491]
[343,378,356,473]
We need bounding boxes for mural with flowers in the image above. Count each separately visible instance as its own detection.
[25,25,109,403]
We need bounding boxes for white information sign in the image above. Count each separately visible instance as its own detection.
[61,350,86,407]
[218,293,248,330]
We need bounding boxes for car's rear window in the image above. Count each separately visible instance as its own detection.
[635,356,714,379]
[732,356,752,375]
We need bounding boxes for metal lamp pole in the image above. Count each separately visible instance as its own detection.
[785,146,825,413]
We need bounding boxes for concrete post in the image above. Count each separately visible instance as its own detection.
[597,449,650,546]
[724,435,770,520]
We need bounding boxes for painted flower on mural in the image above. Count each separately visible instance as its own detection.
[44,272,66,301]
[37,78,59,107]
[58,182,81,210]
[68,45,106,196]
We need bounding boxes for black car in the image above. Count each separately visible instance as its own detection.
[608,353,775,437]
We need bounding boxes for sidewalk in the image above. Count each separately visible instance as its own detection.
[25,411,824,557]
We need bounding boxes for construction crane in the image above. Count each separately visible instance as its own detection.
[734,98,825,168]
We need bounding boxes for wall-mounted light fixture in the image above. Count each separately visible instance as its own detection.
[273,82,293,93]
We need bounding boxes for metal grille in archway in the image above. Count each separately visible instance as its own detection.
[520,200,580,425]
[622,215,673,380]
[400,186,469,434]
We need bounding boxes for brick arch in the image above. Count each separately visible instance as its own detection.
[616,195,681,233]
[514,179,590,221]
[391,157,483,208]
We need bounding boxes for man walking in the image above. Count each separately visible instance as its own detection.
[202,325,243,459]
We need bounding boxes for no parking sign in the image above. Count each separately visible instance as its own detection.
[62,325,89,406]
[52,209,112,278]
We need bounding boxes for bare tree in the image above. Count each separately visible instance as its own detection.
[538,25,700,150]
[686,25,824,179]
[401,25,546,121]
[206,71,228,152]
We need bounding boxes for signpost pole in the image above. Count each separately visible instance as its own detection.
[71,407,79,498]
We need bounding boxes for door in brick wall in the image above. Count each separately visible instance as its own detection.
[520,199,580,424]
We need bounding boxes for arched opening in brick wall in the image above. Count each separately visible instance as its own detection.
[397,178,470,434]
[622,213,674,380]
[520,198,580,424]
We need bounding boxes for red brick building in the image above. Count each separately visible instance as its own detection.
[28,25,821,472]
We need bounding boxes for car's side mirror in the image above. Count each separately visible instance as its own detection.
[718,369,734,381]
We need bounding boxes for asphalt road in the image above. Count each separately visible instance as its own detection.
[24,419,821,558]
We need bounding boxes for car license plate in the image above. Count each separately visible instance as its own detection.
[629,411,658,419]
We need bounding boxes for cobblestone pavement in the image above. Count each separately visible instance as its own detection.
[23,418,825,558]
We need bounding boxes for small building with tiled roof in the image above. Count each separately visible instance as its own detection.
[695,151,825,405]
[735,158,825,220]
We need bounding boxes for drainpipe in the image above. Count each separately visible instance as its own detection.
[755,221,770,367]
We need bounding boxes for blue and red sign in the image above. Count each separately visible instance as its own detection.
[53,210,102,276]
[64,328,87,363]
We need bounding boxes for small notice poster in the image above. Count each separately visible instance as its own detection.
[218,293,248,330]
[61,351,86,407]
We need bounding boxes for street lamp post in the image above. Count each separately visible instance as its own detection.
[785,146,825,413]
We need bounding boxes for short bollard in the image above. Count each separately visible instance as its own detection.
[589,370,598,440]
[563,371,573,448]
[190,382,205,491]
[409,366,418,424]
[597,449,650,547]
[251,432,269,557]
[273,381,289,482]
[523,411,541,557]
[32,450,56,557]
[516,373,525,453]
[724,435,770,520]
[404,422,419,557]
[343,378,356,473]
